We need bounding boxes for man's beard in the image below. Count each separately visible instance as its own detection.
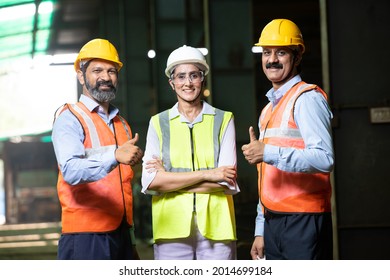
[86,79,117,103]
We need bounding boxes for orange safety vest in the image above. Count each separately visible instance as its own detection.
[56,102,134,233]
[258,81,332,213]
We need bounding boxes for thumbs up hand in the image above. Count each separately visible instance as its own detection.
[115,133,144,166]
[248,126,258,142]
[241,126,265,165]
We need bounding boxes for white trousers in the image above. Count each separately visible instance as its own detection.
[153,213,236,260]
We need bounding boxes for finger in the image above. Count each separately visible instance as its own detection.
[136,149,143,159]
[129,133,139,144]
[249,126,257,142]
[146,160,157,165]
[250,252,257,260]
[256,248,264,259]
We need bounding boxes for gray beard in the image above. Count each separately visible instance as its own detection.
[86,80,117,103]
[91,89,116,103]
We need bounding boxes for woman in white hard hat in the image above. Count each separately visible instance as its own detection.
[141,45,240,260]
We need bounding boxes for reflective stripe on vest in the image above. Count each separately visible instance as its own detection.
[157,109,224,172]
[258,82,332,213]
[150,107,237,241]
[260,83,316,140]
[70,103,101,148]
[68,105,132,158]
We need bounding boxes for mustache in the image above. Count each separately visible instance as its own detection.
[266,63,283,69]
[96,80,115,89]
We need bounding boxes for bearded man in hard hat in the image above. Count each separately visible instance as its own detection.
[242,19,334,260]
[52,38,143,260]
[141,45,240,260]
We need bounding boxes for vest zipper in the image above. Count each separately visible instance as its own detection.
[189,127,196,213]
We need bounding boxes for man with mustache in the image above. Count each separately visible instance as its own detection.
[52,38,143,259]
[242,19,334,260]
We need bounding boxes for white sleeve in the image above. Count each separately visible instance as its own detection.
[218,117,240,194]
[140,119,160,195]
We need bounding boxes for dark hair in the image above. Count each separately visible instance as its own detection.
[81,59,92,73]
[290,47,302,74]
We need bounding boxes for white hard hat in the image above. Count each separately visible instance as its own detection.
[165,45,209,77]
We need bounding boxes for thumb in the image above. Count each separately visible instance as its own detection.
[129,132,139,144]
[249,126,257,142]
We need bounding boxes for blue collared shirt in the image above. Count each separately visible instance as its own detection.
[254,75,334,236]
[52,94,119,185]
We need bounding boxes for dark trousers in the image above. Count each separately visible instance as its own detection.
[264,211,333,260]
[57,220,135,260]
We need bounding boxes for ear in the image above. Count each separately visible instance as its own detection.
[76,70,85,86]
[169,79,175,91]
[294,52,303,66]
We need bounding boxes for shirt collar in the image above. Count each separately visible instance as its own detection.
[265,75,302,106]
[79,94,119,120]
[170,101,215,125]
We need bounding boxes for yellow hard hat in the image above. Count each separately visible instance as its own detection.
[74,38,123,72]
[256,19,305,53]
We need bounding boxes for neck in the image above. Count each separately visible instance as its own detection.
[272,70,297,90]
[178,100,202,122]
[83,92,110,116]
[99,102,110,116]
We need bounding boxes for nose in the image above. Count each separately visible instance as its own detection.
[99,70,112,81]
[268,50,279,63]
[184,75,193,85]
[98,70,112,81]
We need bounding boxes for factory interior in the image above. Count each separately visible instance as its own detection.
[0,0,389,260]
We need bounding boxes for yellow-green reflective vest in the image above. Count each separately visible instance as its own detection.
[151,107,237,241]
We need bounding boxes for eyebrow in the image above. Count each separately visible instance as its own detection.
[175,70,200,74]
[91,66,117,71]
[263,47,289,51]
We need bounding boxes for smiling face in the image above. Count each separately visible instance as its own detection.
[77,59,119,103]
[169,63,204,104]
[261,46,301,90]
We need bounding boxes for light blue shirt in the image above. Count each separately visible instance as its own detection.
[52,94,119,185]
[254,75,334,236]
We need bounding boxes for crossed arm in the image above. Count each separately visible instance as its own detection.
[141,117,239,194]
[145,156,236,193]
